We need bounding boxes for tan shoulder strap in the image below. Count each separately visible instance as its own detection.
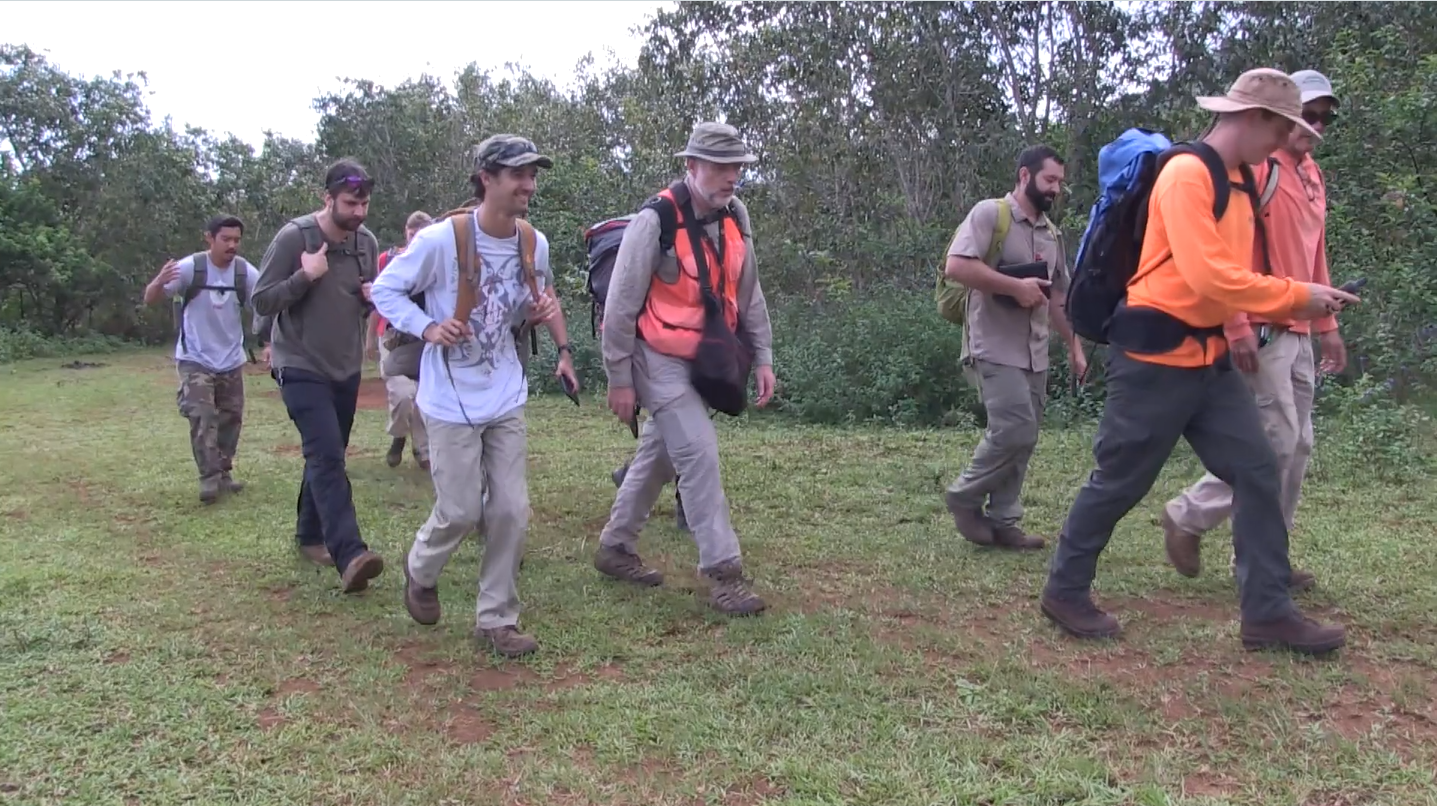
[515,218,541,302]
[444,206,482,322]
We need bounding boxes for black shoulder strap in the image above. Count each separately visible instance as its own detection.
[640,181,685,253]
[182,253,208,306]
[1237,162,1275,277]
[1186,141,1233,221]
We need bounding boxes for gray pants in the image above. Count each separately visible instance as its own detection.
[407,409,529,630]
[946,360,1047,526]
[1046,351,1296,622]
[599,343,741,571]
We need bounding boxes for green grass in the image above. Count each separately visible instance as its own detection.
[2,350,1435,806]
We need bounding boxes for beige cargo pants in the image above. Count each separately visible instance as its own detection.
[377,340,429,461]
[1166,329,1317,546]
[407,408,528,630]
[599,343,742,571]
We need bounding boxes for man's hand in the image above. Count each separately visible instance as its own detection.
[1293,283,1359,320]
[527,292,560,327]
[1230,334,1260,374]
[360,281,373,302]
[422,319,472,347]
[154,259,181,288]
[1319,330,1347,374]
[299,242,330,281]
[1069,343,1089,384]
[754,365,776,408]
[260,345,272,368]
[1008,277,1051,308]
[608,385,637,424]
[555,351,578,392]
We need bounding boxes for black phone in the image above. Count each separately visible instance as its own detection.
[1338,277,1367,295]
[629,405,641,438]
[561,374,580,406]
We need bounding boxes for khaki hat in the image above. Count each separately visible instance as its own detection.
[674,122,758,164]
[473,134,553,171]
[1290,69,1339,107]
[1196,68,1321,140]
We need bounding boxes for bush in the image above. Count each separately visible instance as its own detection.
[0,327,127,365]
[1313,374,1433,481]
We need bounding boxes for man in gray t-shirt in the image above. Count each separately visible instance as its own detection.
[142,214,261,504]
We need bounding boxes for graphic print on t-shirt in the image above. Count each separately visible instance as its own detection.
[445,235,530,375]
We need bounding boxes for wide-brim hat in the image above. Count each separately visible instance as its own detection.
[1196,68,1321,140]
[674,122,758,164]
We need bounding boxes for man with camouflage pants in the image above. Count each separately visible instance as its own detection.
[595,122,777,616]
[143,214,261,504]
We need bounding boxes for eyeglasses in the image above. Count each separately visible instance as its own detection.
[1302,109,1337,127]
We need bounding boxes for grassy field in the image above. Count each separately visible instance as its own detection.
[2,350,1435,806]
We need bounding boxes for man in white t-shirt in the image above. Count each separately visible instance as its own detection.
[142,215,262,504]
[372,135,576,658]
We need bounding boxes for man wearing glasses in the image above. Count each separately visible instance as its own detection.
[253,159,387,593]
[1162,70,1346,590]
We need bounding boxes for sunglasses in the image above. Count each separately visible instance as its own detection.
[1302,109,1337,127]
[327,174,375,194]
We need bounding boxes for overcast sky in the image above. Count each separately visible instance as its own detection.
[5,0,672,148]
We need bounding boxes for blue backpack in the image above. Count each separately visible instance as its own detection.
[1066,128,1278,346]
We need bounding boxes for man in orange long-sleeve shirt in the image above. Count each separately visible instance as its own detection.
[1163,71,1345,590]
[1042,69,1359,655]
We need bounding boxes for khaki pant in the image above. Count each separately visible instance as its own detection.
[599,342,741,571]
[407,409,528,630]
[377,340,429,460]
[176,361,245,484]
[946,360,1047,526]
[1166,329,1316,540]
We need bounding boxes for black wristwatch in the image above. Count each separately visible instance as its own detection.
[556,343,572,356]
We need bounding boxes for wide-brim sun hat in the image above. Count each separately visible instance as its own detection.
[1196,68,1322,140]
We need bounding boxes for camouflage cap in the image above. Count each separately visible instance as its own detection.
[674,122,758,164]
[472,134,554,171]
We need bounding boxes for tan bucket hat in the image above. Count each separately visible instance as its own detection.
[1196,68,1321,140]
[674,122,758,164]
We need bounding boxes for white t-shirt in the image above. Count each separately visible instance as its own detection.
[369,213,552,427]
[163,254,260,373]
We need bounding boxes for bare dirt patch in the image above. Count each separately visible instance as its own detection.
[276,677,322,696]
[472,665,541,692]
[1107,594,1235,624]
[396,641,459,692]
[266,585,295,603]
[104,651,131,665]
[4,509,27,520]
[354,377,387,411]
[545,663,626,692]
[443,705,496,745]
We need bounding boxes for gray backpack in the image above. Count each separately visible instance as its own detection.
[174,252,252,353]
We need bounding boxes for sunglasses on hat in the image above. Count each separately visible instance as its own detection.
[328,174,375,194]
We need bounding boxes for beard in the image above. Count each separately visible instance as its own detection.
[1025,177,1057,213]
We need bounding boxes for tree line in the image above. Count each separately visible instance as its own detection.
[2,2,1434,440]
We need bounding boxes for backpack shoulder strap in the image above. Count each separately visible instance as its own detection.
[1237,162,1276,277]
[984,198,1012,267]
[444,207,483,322]
[182,253,208,306]
[515,218,540,301]
[233,258,250,306]
[1259,156,1281,209]
[640,180,685,253]
[293,216,324,254]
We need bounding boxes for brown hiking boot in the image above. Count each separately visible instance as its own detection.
[340,551,385,593]
[1241,609,1345,655]
[945,492,994,545]
[221,474,245,494]
[1040,592,1122,639]
[403,561,440,625]
[414,450,431,472]
[386,437,407,468]
[298,543,334,566]
[478,625,539,657]
[199,477,222,505]
[1163,511,1202,578]
[594,544,663,586]
[701,560,766,616]
[991,524,1045,550]
[1289,569,1316,592]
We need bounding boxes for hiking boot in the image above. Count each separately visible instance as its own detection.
[414,450,431,473]
[611,463,629,488]
[386,437,407,468]
[594,544,664,586]
[945,492,994,545]
[675,495,690,533]
[199,478,222,505]
[298,543,334,566]
[701,559,766,616]
[1163,511,1202,578]
[991,523,1045,550]
[1040,591,1122,639]
[340,551,385,593]
[403,561,440,625]
[221,474,246,495]
[1289,569,1317,592]
[478,625,539,658]
[1241,609,1345,655]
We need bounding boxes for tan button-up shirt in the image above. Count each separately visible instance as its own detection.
[947,193,1069,373]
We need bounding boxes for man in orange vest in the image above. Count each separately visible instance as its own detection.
[593,122,777,616]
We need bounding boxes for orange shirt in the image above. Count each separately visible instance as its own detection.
[1225,150,1337,341]
[375,248,397,335]
[1123,153,1311,367]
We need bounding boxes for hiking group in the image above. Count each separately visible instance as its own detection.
[147,67,1358,659]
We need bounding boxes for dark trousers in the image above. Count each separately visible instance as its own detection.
[276,367,368,573]
[1045,350,1296,622]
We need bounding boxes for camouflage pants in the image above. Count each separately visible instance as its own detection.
[176,361,245,483]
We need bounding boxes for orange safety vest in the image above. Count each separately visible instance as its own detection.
[636,187,745,360]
